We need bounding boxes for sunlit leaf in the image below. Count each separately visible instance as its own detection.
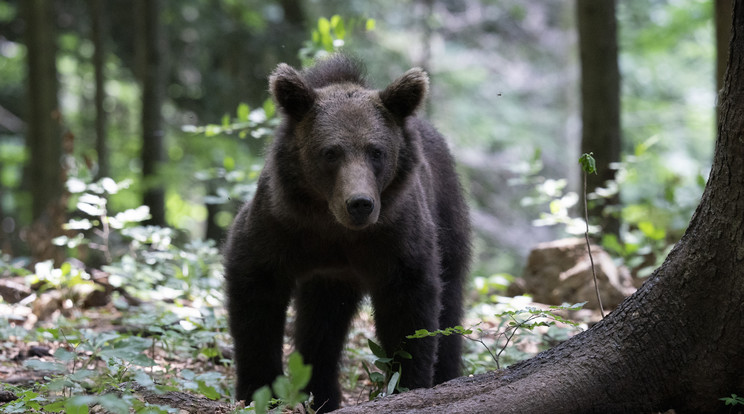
[236,103,250,121]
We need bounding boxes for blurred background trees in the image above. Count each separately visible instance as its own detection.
[0,0,719,279]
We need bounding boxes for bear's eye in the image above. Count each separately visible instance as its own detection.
[321,147,341,162]
[368,147,384,161]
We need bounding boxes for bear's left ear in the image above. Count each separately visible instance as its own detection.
[379,68,429,119]
[269,63,317,121]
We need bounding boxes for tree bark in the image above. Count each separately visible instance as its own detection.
[137,0,166,226]
[716,0,734,126]
[22,0,62,222]
[334,3,744,413]
[577,0,621,237]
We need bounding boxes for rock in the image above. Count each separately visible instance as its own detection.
[507,238,635,309]
[0,278,32,303]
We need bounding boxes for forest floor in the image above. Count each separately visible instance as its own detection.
[0,278,597,413]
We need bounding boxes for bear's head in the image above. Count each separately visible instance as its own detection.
[269,56,428,230]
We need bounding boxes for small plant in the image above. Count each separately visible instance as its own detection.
[579,152,605,318]
[720,393,744,406]
[361,339,411,400]
[249,352,313,414]
[53,176,150,264]
[409,303,585,370]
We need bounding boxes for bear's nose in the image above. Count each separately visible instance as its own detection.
[346,195,375,222]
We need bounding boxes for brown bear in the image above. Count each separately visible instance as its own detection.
[223,54,471,412]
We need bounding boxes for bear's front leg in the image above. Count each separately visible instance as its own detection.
[370,261,442,391]
[225,264,291,402]
[294,279,362,412]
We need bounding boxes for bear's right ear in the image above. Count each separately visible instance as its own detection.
[269,63,316,121]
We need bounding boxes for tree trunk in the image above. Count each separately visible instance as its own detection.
[22,0,62,222]
[137,0,166,226]
[89,0,109,180]
[716,0,734,126]
[21,0,68,264]
[334,3,744,413]
[576,0,621,237]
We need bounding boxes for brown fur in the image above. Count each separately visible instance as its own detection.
[224,55,471,412]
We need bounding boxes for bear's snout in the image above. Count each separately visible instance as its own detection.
[346,195,375,224]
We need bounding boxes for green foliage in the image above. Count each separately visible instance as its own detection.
[300,15,375,64]
[273,352,312,406]
[409,303,585,370]
[0,324,183,413]
[0,138,28,224]
[720,393,744,406]
[0,175,231,412]
[473,273,515,302]
[182,100,277,141]
[249,352,313,413]
[578,153,597,175]
[522,141,701,279]
[362,338,410,400]
[520,153,589,235]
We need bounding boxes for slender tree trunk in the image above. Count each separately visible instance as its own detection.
[334,3,744,413]
[137,0,166,226]
[89,0,109,180]
[576,0,621,237]
[22,0,62,222]
[21,0,67,264]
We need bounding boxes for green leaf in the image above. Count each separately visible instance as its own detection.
[317,17,333,50]
[331,15,346,39]
[252,386,272,414]
[97,394,132,414]
[548,199,562,214]
[368,338,387,358]
[578,152,597,175]
[69,369,97,381]
[386,371,400,396]
[236,103,250,121]
[374,359,392,371]
[408,329,432,338]
[317,17,330,35]
[43,400,66,412]
[366,18,376,31]
[287,352,312,390]
[204,124,221,137]
[24,359,66,372]
[64,396,95,414]
[223,156,235,171]
[395,350,412,360]
[53,347,76,362]
[368,372,385,383]
[197,381,220,400]
[638,221,666,240]
[221,114,231,128]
